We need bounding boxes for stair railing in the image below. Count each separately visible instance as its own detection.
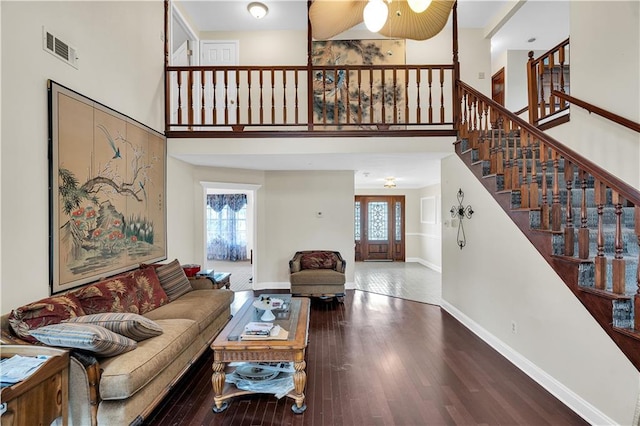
[457,80,640,335]
[551,91,640,133]
[527,38,570,125]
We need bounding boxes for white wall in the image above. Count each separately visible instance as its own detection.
[260,170,355,288]
[0,1,164,313]
[562,1,640,187]
[441,154,638,425]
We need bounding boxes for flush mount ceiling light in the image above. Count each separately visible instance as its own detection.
[363,0,389,33]
[384,177,397,188]
[247,2,268,20]
[407,0,432,13]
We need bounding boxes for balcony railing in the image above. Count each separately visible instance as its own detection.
[165,64,457,137]
[527,38,570,125]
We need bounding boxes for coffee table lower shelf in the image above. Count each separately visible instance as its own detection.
[211,362,307,414]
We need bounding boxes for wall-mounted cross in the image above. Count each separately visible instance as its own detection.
[450,188,474,249]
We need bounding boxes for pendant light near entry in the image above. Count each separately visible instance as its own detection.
[407,0,432,14]
[363,0,388,33]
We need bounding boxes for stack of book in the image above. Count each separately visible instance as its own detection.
[240,322,289,341]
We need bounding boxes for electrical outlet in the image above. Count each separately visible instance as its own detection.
[511,320,517,334]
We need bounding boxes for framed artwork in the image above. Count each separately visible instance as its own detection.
[311,39,406,129]
[421,196,437,224]
[49,81,167,294]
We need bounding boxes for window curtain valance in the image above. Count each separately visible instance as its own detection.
[207,194,247,212]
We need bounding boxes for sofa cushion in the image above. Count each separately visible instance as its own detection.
[143,289,233,333]
[98,318,199,400]
[73,274,140,315]
[29,323,137,357]
[300,251,337,270]
[8,294,86,343]
[155,259,193,301]
[65,313,163,341]
[129,267,169,314]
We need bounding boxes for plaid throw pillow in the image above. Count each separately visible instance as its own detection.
[155,259,193,301]
[65,312,163,341]
[30,323,137,357]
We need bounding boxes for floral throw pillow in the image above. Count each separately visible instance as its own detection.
[300,251,337,270]
[129,267,169,314]
[73,274,140,315]
[8,294,86,343]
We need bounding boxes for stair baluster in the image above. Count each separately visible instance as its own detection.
[561,159,572,241]
[529,136,539,209]
[578,170,589,259]
[612,191,625,294]
[540,142,549,230]
[635,206,640,329]
[594,180,607,290]
[520,129,530,209]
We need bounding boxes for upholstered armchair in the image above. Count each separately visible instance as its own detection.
[289,250,346,301]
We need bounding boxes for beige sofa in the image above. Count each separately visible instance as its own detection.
[1,264,233,426]
[289,250,346,301]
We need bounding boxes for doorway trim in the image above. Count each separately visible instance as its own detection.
[200,181,261,286]
[170,2,199,65]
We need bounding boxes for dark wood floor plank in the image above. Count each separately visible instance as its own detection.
[145,290,588,426]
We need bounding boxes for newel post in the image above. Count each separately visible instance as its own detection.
[452,1,461,131]
[527,51,539,125]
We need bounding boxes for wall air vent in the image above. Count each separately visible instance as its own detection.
[42,27,78,69]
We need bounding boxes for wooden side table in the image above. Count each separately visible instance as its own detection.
[189,270,231,289]
[0,345,70,426]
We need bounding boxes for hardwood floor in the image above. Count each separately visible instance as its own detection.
[145,290,587,426]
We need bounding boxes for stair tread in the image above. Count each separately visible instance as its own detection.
[614,327,640,341]
[578,286,632,300]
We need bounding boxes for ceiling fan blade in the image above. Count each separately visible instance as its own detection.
[379,1,455,40]
[309,0,366,40]
[309,0,455,42]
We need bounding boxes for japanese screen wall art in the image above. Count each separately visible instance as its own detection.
[48,81,167,294]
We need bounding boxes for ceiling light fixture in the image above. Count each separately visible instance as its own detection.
[247,2,268,20]
[363,0,389,33]
[407,0,432,13]
[384,177,397,188]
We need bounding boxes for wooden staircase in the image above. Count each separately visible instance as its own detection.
[455,81,640,371]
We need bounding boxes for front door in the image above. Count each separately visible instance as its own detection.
[355,196,405,261]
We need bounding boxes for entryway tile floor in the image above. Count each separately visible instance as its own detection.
[204,259,442,305]
[354,261,442,305]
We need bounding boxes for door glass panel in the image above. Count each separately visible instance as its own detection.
[395,201,402,241]
[367,201,388,240]
[354,201,361,241]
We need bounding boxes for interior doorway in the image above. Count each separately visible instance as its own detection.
[201,183,258,291]
[492,67,505,106]
[355,196,405,262]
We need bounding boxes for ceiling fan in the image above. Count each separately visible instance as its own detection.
[309,0,456,41]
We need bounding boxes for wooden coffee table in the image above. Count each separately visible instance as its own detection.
[210,296,310,414]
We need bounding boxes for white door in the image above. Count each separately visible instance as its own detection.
[200,41,239,125]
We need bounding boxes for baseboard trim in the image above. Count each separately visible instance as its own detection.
[251,281,356,291]
[441,299,615,426]
[405,257,442,273]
